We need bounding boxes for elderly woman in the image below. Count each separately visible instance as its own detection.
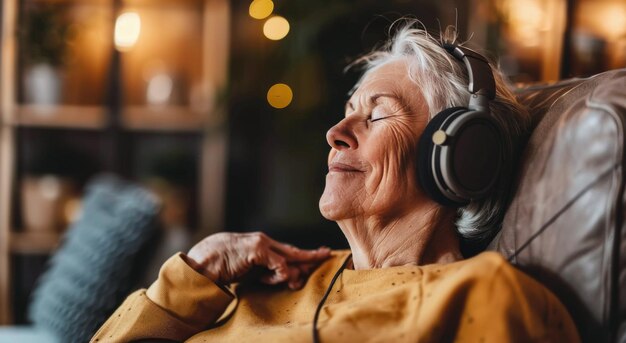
[92,24,579,343]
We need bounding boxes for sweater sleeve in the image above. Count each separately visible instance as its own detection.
[90,253,234,343]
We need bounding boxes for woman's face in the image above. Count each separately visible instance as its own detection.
[319,59,431,221]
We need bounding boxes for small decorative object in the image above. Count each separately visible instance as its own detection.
[20,4,71,106]
[21,140,94,232]
[142,60,182,107]
[23,63,64,106]
[146,72,174,106]
[21,175,76,233]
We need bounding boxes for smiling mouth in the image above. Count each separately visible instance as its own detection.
[328,162,364,173]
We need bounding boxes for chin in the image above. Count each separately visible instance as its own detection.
[318,197,337,220]
[319,192,345,221]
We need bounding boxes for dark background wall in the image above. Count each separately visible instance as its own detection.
[225,0,470,249]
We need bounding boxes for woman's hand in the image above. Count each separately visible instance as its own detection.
[184,232,331,290]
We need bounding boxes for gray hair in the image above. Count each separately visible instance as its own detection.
[349,21,530,248]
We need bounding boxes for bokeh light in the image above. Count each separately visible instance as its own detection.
[249,0,274,20]
[263,16,290,41]
[267,83,293,109]
[114,12,141,51]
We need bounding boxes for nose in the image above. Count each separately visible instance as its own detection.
[326,118,358,150]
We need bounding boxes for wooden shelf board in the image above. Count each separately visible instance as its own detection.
[127,0,206,6]
[7,105,212,132]
[25,0,110,5]
[122,106,208,132]
[9,231,62,254]
[12,105,107,130]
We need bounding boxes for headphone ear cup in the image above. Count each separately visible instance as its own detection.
[446,113,503,197]
[417,107,467,207]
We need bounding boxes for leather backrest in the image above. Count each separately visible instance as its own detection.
[489,69,626,342]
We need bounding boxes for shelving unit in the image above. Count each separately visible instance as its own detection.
[0,0,230,324]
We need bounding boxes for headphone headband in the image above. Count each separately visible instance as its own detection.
[442,44,496,101]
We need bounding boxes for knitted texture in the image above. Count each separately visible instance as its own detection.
[28,175,161,343]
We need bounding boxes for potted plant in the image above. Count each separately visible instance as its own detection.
[20,4,71,106]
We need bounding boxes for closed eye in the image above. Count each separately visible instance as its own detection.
[368,114,393,122]
[369,114,413,123]
[365,115,384,124]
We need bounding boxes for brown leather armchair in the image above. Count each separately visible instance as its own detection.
[490,69,626,342]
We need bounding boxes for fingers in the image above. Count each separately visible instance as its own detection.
[267,238,331,263]
[263,249,289,283]
[260,264,304,290]
[246,232,331,290]
[259,261,322,290]
[185,231,331,287]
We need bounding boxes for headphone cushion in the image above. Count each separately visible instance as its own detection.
[417,107,467,207]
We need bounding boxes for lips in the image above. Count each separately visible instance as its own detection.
[328,162,364,173]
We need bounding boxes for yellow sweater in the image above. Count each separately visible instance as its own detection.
[91,251,579,342]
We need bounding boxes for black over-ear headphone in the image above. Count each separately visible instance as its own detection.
[417,44,502,207]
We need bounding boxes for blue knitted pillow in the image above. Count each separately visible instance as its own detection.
[28,175,161,343]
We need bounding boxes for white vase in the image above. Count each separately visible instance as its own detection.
[23,63,63,106]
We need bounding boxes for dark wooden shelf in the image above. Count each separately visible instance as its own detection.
[122,106,208,132]
[25,0,110,4]
[9,105,209,132]
[9,231,62,254]
[12,105,107,130]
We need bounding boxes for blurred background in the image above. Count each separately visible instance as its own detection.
[0,0,624,326]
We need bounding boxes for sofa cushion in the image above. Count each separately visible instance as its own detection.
[28,175,161,343]
[490,69,626,342]
[0,326,59,343]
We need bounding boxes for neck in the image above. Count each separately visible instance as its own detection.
[337,204,462,270]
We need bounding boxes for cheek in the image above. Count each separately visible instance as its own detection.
[365,122,420,193]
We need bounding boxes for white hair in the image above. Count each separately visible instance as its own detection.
[349,20,530,250]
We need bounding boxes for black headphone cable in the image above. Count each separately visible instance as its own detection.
[312,253,353,343]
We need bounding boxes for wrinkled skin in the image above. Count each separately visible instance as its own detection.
[186,59,459,288]
[319,59,460,269]
[186,232,330,290]
[319,59,430,222]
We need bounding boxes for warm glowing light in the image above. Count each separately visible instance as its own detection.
[504,0,546,47]
[114,12,141,51]
[263,16,290,41]
[267,83,293,109]
[249,0,274,20]
[579,2,626,41]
